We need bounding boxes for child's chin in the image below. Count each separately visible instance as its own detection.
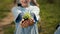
[22,4,28,6]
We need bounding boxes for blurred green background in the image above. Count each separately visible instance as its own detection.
[0,0,60,34]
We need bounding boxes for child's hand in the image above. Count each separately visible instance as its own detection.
[20,18,35,28]
[20,20,29,28]
[28,18,34,26]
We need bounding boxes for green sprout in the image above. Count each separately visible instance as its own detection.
[23,12,32,20]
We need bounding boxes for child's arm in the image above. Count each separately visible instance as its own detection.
[32,6,40,22]
[11,7,22,23]
[15,13,22,23]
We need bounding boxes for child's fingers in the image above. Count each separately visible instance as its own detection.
[22,21,29,28]
[20,21,26,28]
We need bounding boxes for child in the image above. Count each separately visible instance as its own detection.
[14,0,39,6]
[12,0,40,34]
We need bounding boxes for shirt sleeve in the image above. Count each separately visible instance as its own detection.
[54,26,60,34]
[32,6,40,22]
[15,13,22,23]
[11,7,22,23]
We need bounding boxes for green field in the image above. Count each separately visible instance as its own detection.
[38,0,60,34]
[0,0,13,19]
[0,0,60,34]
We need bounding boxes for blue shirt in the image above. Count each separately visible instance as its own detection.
[12,5,40,34]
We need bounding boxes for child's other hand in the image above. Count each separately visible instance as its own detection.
[20,20,29,28]
[28,18,34,26]
[20,18,35,28]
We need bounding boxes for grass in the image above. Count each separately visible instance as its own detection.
[0,0,13,10]
[0,10,10,19]
[0,0,13,19]
[38,0,60,34]
[3,22,15,34]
